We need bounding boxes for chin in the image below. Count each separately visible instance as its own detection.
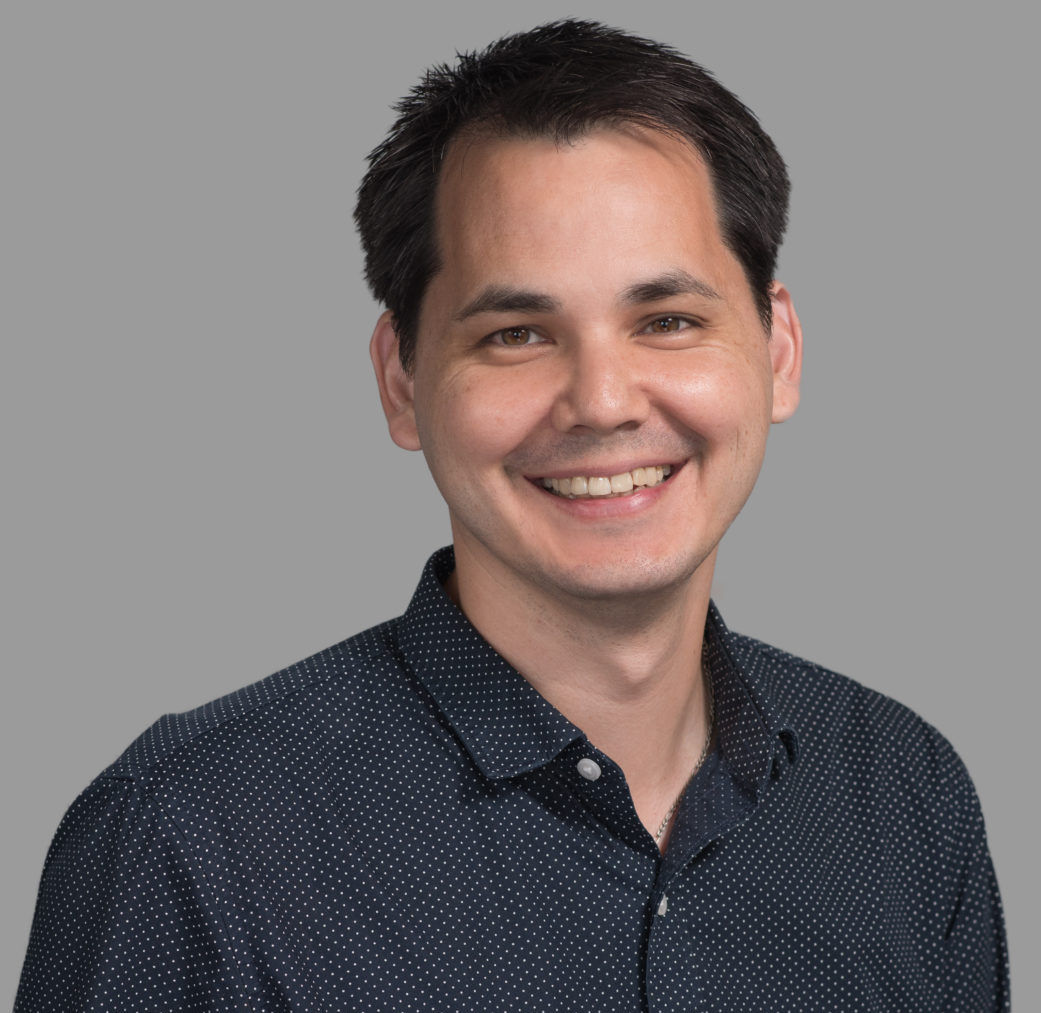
[529,551,710,604]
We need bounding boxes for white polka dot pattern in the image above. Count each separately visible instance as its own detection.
[16,547,1010,1011]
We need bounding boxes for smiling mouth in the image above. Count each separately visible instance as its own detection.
[539,465,673,499]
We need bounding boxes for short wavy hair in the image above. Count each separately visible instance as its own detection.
[354,19,790,373]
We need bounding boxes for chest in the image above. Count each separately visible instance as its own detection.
[212,772,949,1012]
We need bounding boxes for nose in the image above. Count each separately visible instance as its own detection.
[550,337,651,435]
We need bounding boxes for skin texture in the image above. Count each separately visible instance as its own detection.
[372,127,802,841]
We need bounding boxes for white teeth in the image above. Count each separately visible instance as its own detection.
[541,465,673,498]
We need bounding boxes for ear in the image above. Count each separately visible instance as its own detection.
[370,310,422,451]
[768,281,803,423]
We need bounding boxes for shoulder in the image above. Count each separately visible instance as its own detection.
[28,615,428,953]
[96,616,417,793]
[722,629,1008,1007]
[724,628,976,803]
[722,628,995,925]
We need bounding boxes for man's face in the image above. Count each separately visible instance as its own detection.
[373,127,801,608]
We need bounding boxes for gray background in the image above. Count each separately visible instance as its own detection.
[4,1,1035,1006]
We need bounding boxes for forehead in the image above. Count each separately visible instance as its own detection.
[437,125,718,233]
[425,126,743,314]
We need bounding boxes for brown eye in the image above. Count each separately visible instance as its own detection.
[490,327,541,346]
[649,317,683,333]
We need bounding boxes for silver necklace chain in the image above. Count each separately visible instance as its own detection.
[653,679,715,845]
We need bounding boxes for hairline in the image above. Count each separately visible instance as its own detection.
[404,118,769,373]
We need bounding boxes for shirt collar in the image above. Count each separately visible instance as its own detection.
[703,601,799,797]
[396,547,584,780]
[396,547,798,789]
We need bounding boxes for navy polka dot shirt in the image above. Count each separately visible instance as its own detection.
[17,547,1009,1011]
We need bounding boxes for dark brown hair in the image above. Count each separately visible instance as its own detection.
[354,20,790,372]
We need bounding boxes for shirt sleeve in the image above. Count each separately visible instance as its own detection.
[15,775,252,1013]
[940,754,1010,1012]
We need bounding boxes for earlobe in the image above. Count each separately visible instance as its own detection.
[370,311,422,451]
[768,282,803,424]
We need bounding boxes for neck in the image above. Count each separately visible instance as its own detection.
[446,543,716,844]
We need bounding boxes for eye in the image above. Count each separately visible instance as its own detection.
[643,316,694,334]
[487,326,545,347]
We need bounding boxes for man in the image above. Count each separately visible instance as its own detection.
[17,20,1008,1012]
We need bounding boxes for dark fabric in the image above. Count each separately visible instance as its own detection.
[17,547,1009,1012]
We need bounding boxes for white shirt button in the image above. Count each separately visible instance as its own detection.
[576,758,602,781]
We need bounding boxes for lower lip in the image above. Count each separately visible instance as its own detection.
[529,472,677,519]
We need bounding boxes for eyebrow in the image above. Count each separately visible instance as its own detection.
[454,269,721,322]
[622,270,722,305]
[455,286,561,321]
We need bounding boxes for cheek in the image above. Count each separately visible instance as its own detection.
[416,368,543,470]
[665,357,773,444]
